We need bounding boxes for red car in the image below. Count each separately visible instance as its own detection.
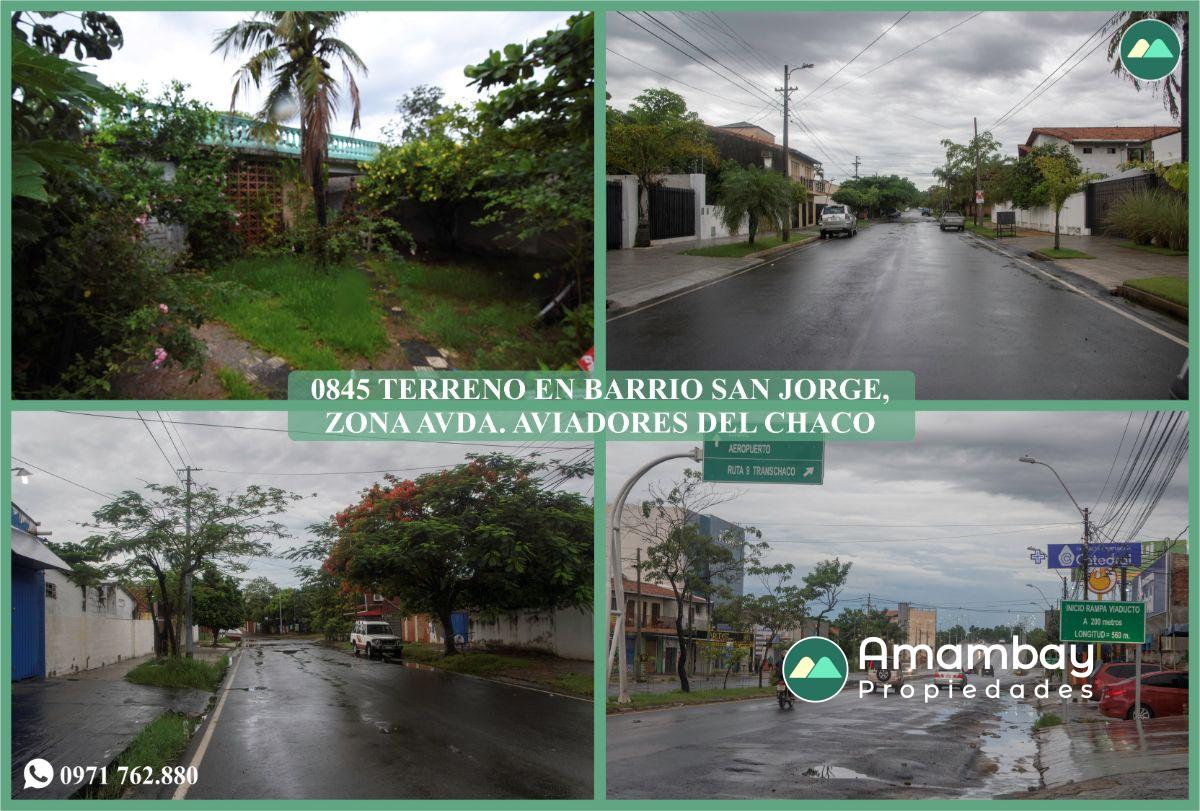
[1098,670,1188,720]
[1090,661,1164,696]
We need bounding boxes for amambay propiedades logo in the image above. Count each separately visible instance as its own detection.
[781,636,849,703]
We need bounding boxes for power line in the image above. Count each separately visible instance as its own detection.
[796,12,908,105]
[9,456,115,500]
[988,33,1110,134]
[136,411,182,482]
[156,411,187,469]
[606,48,767,109]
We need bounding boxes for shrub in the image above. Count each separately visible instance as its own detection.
[1105,188,1188,251]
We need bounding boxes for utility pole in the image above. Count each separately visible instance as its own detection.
[635,547,644,683]
[852,155,861,179]
[973,116,981,227]
[1080,507,1090,602]
[776,65,798,242]
[179,465,201,658]
[279,593,284,636]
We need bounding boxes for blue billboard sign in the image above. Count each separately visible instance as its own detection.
[1046,543,1141,569]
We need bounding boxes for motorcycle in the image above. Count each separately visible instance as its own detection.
[776,681,794,710]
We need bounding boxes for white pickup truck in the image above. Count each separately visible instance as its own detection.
[939,211,965,232]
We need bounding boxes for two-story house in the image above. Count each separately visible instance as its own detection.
[708,122,826,228]
[1018,126,1182,177]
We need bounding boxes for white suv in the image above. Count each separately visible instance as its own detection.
[819,205,858,239]
[351,620,402,660]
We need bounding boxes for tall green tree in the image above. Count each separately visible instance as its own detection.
[833,175,918,218]
[740,563,810,686]
[84,482,298,656]
[319,454,593,655]
[1034,154,1102,249]
[242,576,280,628]
[214,12,367,239]
[713,162,805,246]
[193,570,244,645]
[392,83,446,142]
[1105,12,1188,160]
[606,88,717,247]
[833,607,904,670]
[803,558,852,621]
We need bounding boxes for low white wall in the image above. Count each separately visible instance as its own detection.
[469,607,592,661]
[607,173,739,247]
[43,573,156,676]
[992,190,1090,236]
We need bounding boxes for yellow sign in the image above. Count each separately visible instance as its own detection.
[1088,568,1116,595]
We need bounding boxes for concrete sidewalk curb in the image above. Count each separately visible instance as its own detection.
[606,236,820,319]
[1115,284,1188,321]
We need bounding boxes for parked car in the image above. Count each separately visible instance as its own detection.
[1169,360,1187,400]
[1090,661,1165,696]
[921,208,931,217]
[939,211,965,231]
[1098,670,1188,720]
[870,662,905,691]
[932,669,969,689]
[820,204,858,239]
[351,620,402,660]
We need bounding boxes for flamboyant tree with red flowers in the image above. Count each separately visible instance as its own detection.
[318,453,592,654]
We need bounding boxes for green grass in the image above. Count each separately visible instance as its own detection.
[1120,242,1187,257]
[1124,276,1188,308]
[1037,247,1095,259]
[126,656,229,692]
[607,685,774,712]
[209,255,389,368]
[215,367,266,400]
[551,672,594,698]
[965,222,1018,239]
[371,257,583,369]
[402,645,533,676]
[682,233,811,258]
[81,713,196,799]
[1033,712,1064,732]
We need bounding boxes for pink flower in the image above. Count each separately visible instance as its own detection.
[158,303,170,314]
[135,213,149,227]
[152,347,169,369]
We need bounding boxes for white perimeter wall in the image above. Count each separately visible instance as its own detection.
[607,173,749,247]
[992,191,1089,236]
[469,607,593,660]
[43,571,156,676]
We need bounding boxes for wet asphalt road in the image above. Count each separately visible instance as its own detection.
[182,640,592,800]
[607,215,1187,399]
[607,674,1039,799]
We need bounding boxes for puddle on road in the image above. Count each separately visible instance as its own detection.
[803,765,879,781]
[964,700,1040,797]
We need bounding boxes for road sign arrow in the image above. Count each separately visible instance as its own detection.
[803,467,815,477]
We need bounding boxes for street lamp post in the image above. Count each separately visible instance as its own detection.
[1019,456,1091,601]
[777,62,814,242]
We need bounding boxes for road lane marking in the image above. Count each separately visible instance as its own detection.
[606,240,826,323]
[964,232,1187,348]
[173,647,245,800]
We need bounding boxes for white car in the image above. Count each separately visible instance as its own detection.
[819,204,858,239]
[351,620,402,660]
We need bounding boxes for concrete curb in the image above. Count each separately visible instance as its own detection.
[1115,284,1188,321]
[606,236,820,319]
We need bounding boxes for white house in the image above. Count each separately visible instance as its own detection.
[1018,126,1181,177]
[43,573,157,676]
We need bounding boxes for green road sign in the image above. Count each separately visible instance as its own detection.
[781,636,848,703]
[1059,599,1145,644]
[1119,19,1181,82]
[701,439,824,485]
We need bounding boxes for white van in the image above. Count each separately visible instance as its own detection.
[351,620,402,660]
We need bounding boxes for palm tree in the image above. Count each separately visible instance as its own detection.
[713,163,800,246]
[1105,12,1188,161]
[214,12,366,235]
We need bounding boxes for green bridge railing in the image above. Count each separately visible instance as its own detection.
[209,114,381,163]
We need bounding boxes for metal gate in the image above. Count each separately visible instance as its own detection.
[649,186,696,240]
[11,566,45,680]
[1085,172,1159,230]
[606,182,623,249]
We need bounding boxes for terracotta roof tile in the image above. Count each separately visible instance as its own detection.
[1025,126,1180,146]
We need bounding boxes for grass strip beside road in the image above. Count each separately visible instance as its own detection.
[683,233,807,258]
[1033,712,1064,732]
[367,642,594,698]
[607,685,774,712]
[1036,247,1095,259]
[80,713,196,800]
[126,656,230,692]
[1120,242,1187,257]
[965,222,1018,239]
[1124,276,1188,308]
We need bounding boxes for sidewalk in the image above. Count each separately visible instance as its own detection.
[997,232,1187,296]
[605,231,817,316]
[10,660,214,800]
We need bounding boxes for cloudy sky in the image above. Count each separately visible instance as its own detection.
[11,411,592,588]
[607,412,1189,631]
[607,11,1181,188]
[44,10,573,142]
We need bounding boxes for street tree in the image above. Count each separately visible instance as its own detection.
[631,469,765,692]
[84,482,298,656]
[741,563,810,686]
[833,175,917,218]
[606,88,717,247]
[1034,153,1102,249]
[214,12,367,252]
[242,576,279,628]
[833,606,903,670]
[1000,143,1078,210]
[193,569,244,645]
[1104,12,1188,160]
[803,558,852,621]
[937,132,1008,220]
[392,83,446,142]
[319,453,593,655]
[713,162,806,246]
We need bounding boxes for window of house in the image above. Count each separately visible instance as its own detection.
[1082,147,1093,154]
[45,582,57,599]
[1107,147,1117,154]
[1128,148,1145,162]
[651,603,661,623]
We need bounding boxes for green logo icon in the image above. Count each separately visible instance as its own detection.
[781,636,848,703]
[1119,19,1181,82]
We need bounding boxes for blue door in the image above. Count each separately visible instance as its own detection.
[11,565,46,680]
[450,611,469,642]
